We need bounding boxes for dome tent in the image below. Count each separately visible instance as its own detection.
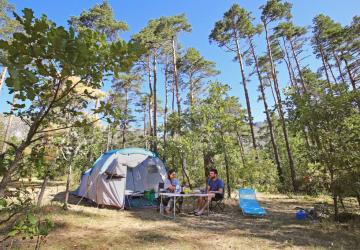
[74,148,167,208]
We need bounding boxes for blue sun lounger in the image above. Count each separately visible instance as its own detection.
[239,188,266,216]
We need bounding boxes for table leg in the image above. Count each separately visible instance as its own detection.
[160,195,163,215]
[207,196,210,216]
[173,196,176,219]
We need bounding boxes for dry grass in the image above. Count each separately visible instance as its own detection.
[1,183,359,250]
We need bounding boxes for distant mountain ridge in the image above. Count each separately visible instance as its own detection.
[0,114,28,140]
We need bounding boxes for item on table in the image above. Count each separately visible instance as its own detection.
[192,189,201,194]
[175,184,181,193]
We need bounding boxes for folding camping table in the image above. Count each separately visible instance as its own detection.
[159,193,213,219]
[125,190,144,208]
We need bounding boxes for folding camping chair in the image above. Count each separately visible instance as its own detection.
[238,188,266,216]
[210,197,225,212]
[158,182,183,213]
[210,188,225,213]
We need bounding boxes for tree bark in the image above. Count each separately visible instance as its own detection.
[163,57,169,146]
[221,130,231,198]
[148,96,153,141]
[326,59,338,84]
[203,151,214,190]
[37,174,49,207]
[249,37,285,186]
[122,88,128,149]
[332,51,346,85]
[147,53,153,139]
[316,37,332,87]
[264,22,297,192]
[343,57,357,91]
[189,72,194,108]
[282,39,297,88]
[235,131,246,168]
[64,163,72,210]
[63,142,81,210]
[234,36,257,150]
[181,154,192,188]
[330,171,339,221]
[1,93,16,154]
[143,107,147,149]
[171,81,175,114]
[106,124,111,152]
[0,67,7,98]
[172,36,181,120]
[152,50,157,153]
[289,39,307,92]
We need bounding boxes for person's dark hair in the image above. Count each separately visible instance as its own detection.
[167,169,176,179]
[209,168,218,175]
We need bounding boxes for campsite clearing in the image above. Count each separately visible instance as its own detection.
[1,182,359,250]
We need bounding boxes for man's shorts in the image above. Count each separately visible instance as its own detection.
[213,193,224,201]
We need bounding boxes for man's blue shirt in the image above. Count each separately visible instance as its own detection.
[208,178,224,193]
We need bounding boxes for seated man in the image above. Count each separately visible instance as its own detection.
[195,168,224,216]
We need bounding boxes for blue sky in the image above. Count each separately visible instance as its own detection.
[1,0,359,124]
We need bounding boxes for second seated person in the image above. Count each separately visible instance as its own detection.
[164,169,180,213]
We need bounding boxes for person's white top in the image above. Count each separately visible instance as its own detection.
[164,178,180,192]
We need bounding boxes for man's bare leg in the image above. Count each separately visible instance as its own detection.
[197,194,215,215]
[195,197,205,212]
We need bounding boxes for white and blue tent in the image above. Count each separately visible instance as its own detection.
[74,148,167,208]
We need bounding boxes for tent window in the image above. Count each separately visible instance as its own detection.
[147,165,159,174]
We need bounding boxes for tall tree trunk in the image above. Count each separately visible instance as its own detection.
[122,88,128,149]
[147,54,153,140]
[143,108,147,149]
[2,93,16,154]
[203,151,214,190]
[147,98,153,150]
[326,60,338,84]
[172,36,181,120]
[234,37,257,150]
[267,74,278,105]
[264,22,297,192]
[106,124,111,152]
[37,173,49,207]
[343,57,357,91]
[221,130,231,198]
[189,73,194,108]
[332,51,346,85]
[0,67,7,97]
[235,131,246,168]
[171,81,175,114]
[63,143,81,210]
[181,154,192,188]
[282,39,312,149]
[289,39,307,92]
[64,163,72,210]
[329,170,339,221]
[163,57,169,146]
[249,37,285,186]
[280,38,298,92]
[316,37,332,87]
[152,50,157,153]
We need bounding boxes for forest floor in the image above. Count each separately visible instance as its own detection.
[1,181,360,250]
